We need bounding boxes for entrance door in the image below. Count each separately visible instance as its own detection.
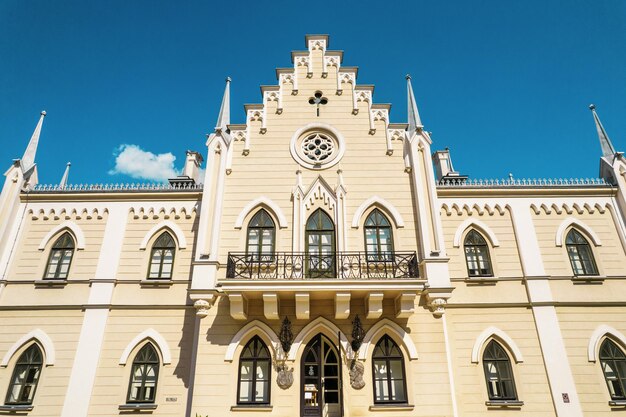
[305,209,336,278]
[301,334,341,417]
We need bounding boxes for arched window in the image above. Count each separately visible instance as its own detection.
[147,232,175,279]
[464,230,493,277]
[5,344,43,405]
[599,339,626,400]
[306,209,335,278]
[372,335,407,404]
[246,210,276,261]
[238,336,271,405]
[364,209,394,261]
[566,229,598,276]
[127,343,159,404]
[44,232,75,279]
[483,340,517,401]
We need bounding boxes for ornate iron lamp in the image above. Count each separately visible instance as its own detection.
[279,316,293,355]
[351,315,365,353]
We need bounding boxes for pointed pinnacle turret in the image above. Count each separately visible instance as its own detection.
[406,75,423,137]
[215,77,231,132]
[589,104,616,159]
[21,111,46,172]
[59,162,71,188]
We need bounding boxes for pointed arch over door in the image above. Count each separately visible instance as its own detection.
[306,209,336,278]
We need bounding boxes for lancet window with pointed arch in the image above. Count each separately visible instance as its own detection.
[44,232,75,279]
[566,229,598,276]
[372,335,407,404]
[147,232,176,279]
[5,344,43,406]
[482,340,518,401]
[237,336,271,405]
[246,210,276,261]
[364,209,394,262]
[464,230,493,277]
[599,339,626,400]
[127,343,160,404]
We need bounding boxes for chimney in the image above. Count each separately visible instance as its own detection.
[169,150,204,187]
[183,151,204,183]
[432,148,467,183]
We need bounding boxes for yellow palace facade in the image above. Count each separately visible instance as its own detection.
[0,35,625,417]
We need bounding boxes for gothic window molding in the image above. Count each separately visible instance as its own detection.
[38,221,85,250]
[588,325,626,362]
[4,344,43,406]
[288,317,348,361]
[234,197,288,229]
[555,217,602,247]
[139,220,187,250]
[225,320,281,362]
[351,197,405,229]
[359,318,418,361]
[1,329,55,367]
[119,329,172,366]
[471,327,524,364]
[452,218,500,248]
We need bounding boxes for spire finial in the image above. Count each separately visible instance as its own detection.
[59,162,71,188]
[406,75,423,135]
[589,104,616,158]
[405,74,411,80]
[21,110,47,172]
[215,77,231,132]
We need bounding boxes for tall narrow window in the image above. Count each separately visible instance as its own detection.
[566,229,598,276]
[464,230,493,277]
[238,336,271,405]
[599,339,626,400]
[5,344,43,405]
[372,335,407,404]
[306,209,336,278]
[127,343,159,404]
[43,232,75,279]
[246,210,275,261]
[147,232,175,279]
[483,340,517,401]
[364,209,394,261]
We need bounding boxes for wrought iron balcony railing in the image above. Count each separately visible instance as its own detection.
[226,252,419,280]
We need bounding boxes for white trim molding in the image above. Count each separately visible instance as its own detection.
[225,320,281,362]
[351,196,405,229]
[288,316,349,361]
[359,318,418,361]
[555,217,602,247]
[452,218,500,248]
[119,329,172,365]
[471,326,524,363]
[38,221,86,250]
[587,325,626,362]
[1,329,55,366]
[234,197,288,229]
[139,220,187,250]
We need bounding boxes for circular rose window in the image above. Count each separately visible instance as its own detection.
[290,125,345,170]
[302,133,334,162]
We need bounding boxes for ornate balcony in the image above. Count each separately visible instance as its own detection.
[226,251,419,280]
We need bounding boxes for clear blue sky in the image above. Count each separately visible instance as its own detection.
[1,0,625,184]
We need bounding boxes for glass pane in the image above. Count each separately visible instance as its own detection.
[240,362,252,378]
[256,361,269,380]
[389,359,404,378]
[239,381,252,402]
[255,380,268,402]
[248,230,259,245]
[373,361,387,379]
[391,379,406,401]
[375,379,389,402]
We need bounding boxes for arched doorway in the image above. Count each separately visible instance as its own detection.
[305,209,336,278]
[301,334,341,417]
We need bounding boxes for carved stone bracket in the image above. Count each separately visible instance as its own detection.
[193,294,217,318]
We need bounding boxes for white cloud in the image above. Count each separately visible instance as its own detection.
[109,144,180,182]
